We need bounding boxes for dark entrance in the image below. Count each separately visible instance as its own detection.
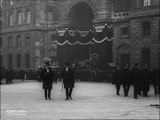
[120,54,130,68]
[57,2,94,66]
[56,2,113,68]
[142,48,150,67]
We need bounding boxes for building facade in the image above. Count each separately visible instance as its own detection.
[0,0,159,69]
[113,0,160,69]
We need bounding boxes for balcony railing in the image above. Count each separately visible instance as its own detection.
[112,11,130,19]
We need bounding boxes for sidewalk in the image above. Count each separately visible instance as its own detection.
[1,81,159,120]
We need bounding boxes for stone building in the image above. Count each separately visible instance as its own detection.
[113,0,160,68]
[0,0,159,69]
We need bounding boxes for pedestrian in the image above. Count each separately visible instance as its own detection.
[40,62,54,100]
[151,68,158,95]
[121,64,131,97]
[142,64,151,97]
[5,68,13,84]
[157,67,160,95]
[131,63,142,99]
[62,62,75,100]
[137,66,143,95]
[113,65,122,95]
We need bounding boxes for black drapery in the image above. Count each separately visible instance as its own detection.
[92,25,113,68]
[56,24,113,68]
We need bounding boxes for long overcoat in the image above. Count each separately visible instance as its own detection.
[40,68,54,89]
[121,68,130,85]
[142,68,151,92]
[113,69,122,85]
[62,68,75,88]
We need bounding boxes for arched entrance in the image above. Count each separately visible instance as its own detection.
[68,2,94,29]
[56,2,113,68]
[57,2,94,66]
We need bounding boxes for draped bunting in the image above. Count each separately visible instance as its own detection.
[92,37,113,43]
[78,31,89,37]
[68,30,76,36]
[58,30,66,36]
[56,23,113,46]
[95,26,105,32]
[53,40,94,46]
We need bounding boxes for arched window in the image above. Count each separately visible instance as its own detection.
[26,10,31,24]
[143,0,151,6]
[17,11,22,25]
[25,53,30,68]
[25,35,30,47]
[16,35,21,48]
[9,12,14,26]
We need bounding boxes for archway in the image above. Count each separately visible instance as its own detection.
[57,2,94,66]
[56,2,113,68]
[68,2,94,29]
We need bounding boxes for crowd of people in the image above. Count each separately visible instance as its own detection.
[0,62,159,100]
[0,67,114,85]
[113,63,160,99]
[0,68,38,84]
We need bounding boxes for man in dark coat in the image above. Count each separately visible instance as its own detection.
[142,64,151,97]
[5,68,14,84]
[113,65,122,95]
[121,64,131,97]
[132,63,142,99]
[158,67,160,95]
[40,62,54,100]
[151,67,160,95]
[62,62,75,100]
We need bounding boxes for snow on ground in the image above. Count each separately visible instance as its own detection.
[1,80,159,120]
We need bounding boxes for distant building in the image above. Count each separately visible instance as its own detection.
[113,0,160,68]
[1,0,159,69]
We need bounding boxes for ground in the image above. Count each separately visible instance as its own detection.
[1,80,160,120]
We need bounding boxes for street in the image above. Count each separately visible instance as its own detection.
[1,81,159,120]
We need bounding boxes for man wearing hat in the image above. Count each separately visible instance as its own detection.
[40,62,54,100]
[62,62,75,100]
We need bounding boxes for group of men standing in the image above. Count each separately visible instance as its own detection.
[113,63,160,99]
[40,62,75,100]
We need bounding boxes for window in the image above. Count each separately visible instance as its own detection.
[26,10,31,24]
[10,0,14,5]
[25,36,30,47]
[0,0,3,7]
[142,21,151,36]
[143,0,151,6]
[9,12,14,26]
[8,54,12,68]
[142,48,150,67]
[8,36,13,48]
[17,11,22,25]
[121,27,129,38]
[47,0,54,3]
[47,12,53,23]
[16,54,21,68]
[16,36,21,48]
[25,54,30,68]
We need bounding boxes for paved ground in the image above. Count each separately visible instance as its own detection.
[1,80,160,120]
